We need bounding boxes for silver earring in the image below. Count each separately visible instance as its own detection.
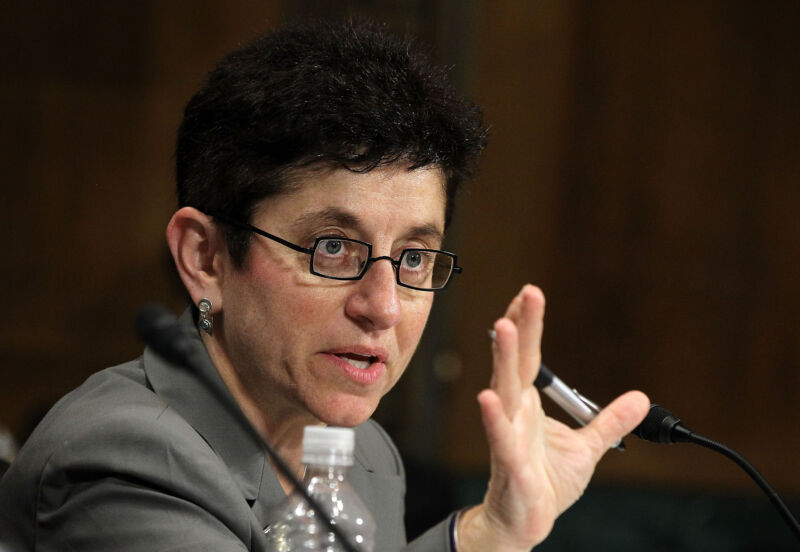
[198,298,213,336]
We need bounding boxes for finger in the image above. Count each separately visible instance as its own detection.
[503,286,527,321]
[516,285,545,386]
[477,389,517,466]
[578,390,650,459]
[491,318,521,417]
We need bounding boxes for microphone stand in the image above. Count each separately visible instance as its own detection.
[135,305,360,552]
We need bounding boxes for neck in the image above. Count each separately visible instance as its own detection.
[201,332,323,494]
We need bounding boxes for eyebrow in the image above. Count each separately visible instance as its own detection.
[291,207,360,231]
[291,207,444,244]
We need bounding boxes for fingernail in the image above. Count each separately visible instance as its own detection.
[488,329,496,341]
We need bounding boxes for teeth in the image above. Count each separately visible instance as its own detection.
[336,354,373,370]
[343,357,370,370]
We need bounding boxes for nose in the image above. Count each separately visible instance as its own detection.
[344,257,402,331]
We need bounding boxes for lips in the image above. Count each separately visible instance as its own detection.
[325,345,388,365]
[322,346,388,385]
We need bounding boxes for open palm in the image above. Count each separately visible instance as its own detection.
[458,286,649,551]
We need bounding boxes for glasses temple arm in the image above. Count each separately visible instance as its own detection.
[209,213,313,255]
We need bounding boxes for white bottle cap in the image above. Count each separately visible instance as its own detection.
[302,426,355,466]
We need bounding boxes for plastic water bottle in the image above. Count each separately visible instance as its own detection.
[263,426,376,552]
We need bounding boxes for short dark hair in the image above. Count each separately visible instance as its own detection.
[176,20,487,265]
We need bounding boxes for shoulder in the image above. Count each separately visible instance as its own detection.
[0,359,253,550]
[27,359,200,462]
[1,360,247,535]
[34,359,234,493]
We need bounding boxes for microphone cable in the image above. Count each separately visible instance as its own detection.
[634,403,800,543]
[135,304,360,552]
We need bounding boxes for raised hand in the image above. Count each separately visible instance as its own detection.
[457,285,650,551]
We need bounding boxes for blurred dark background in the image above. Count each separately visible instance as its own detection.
[2,1,799,549]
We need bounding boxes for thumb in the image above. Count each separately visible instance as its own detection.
[579,390,650,459]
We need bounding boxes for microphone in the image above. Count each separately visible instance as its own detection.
[633,403,800,542]
[135,305,360,552]
[135,304,196,367]
[632,403,693,444]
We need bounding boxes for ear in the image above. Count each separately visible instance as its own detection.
[166,207,227,310]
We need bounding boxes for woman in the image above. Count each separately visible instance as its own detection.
[0,20,648,551]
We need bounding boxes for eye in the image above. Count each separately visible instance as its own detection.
[401,250,434,274]
[403,251,423,269]
[323,240,344,255]
[313,237,368,278]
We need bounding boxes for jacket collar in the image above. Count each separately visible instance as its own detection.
[142,309,283,511]
[141,308,384,531]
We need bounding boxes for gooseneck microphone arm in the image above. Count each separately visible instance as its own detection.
[634,404,800,543]
[135,305,360,552]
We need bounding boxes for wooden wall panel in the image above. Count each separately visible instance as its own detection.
[2,1,798,500]
[445,0,800,495]
[0,1,283,439]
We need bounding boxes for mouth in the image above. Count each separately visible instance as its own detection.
[333,352,380,370]
[322,347,388,386]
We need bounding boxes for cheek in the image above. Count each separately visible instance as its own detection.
[236,257,312,312]
[222,264,303,347]
[397,298,434,351]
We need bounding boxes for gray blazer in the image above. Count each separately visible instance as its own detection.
[0,313,454,551]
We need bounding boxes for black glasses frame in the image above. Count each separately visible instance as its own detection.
[211,213,462,291]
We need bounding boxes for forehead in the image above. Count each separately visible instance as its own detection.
[254,164,448,237]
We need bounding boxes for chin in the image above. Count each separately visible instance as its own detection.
[307,393,380,428]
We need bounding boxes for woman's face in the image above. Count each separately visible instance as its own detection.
[213,164,448,428]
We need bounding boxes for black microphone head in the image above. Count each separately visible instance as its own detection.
[135,304,195,367]
[633,404,691,444]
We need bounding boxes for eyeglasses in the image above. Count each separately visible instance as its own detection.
[212,214,462,291]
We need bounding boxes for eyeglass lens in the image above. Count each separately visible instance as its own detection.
[311,238,453,289]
